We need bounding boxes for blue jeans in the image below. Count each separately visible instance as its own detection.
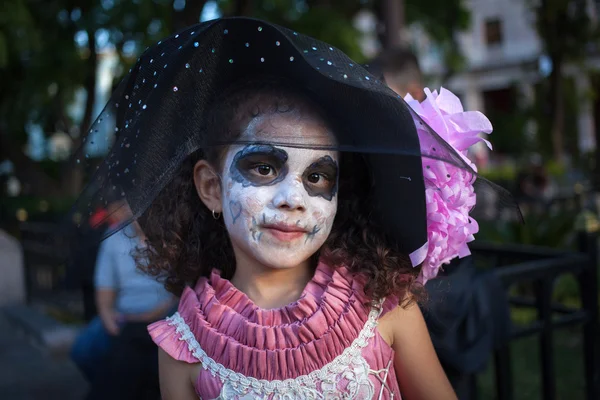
[70,316,113,381]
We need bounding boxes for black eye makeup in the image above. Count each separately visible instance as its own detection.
[230,145,338,200]
[230,144,289,187]
[302,155,338,201]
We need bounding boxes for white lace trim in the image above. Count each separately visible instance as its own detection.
[166,303,383,397]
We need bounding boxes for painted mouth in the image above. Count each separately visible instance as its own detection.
[261,223,308,241]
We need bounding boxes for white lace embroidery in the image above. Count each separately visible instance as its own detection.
[370,360,396,400]
[167,304,389,399]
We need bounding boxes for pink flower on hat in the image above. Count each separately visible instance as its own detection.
[404,88,493,283]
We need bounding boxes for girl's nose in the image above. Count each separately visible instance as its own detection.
[271,178,306,212]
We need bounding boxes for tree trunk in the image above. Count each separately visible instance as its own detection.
[382,0,405,49]
[538,0,565,163]
[592,75,600,195]
[595,114,600,193]
[548,55,565,163]
[61,29,98,197]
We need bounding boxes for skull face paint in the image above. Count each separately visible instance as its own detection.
[229,144,289,187]
[221,111,338,270]
[302,155,338,201]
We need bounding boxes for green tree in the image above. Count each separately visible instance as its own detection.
[217,0,368,61]
[405,0,470,79]
[530,0,599,163]
[1,0,470,199]
[218,0,470,67]
[0,0,178,196]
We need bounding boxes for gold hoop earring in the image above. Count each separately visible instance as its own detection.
[212,210,221,220]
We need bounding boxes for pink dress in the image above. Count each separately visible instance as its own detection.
[148,262,402,399]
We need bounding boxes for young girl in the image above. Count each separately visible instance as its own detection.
[70,17,506,400]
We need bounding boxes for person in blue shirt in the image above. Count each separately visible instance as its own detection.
[71,203,175,392]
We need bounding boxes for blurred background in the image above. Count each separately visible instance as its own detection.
[0,1,598,399]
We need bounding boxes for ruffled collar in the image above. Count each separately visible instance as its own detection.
[201,263,334,326]
[176,261,375,380]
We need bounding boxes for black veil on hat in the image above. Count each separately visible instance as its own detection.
[65,17,519,275]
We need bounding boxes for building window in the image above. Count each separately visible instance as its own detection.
[484,18,503,46]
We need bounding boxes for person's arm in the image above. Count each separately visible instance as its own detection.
[94,238,121,336]
[158,348,198,400]
[126,296,178,323]
[387,302,457,400]
[95,288,121,335]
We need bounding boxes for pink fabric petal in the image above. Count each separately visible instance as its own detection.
[436,87,464,115]
[447,111,492,134]
[409,240,429,266]
[405,87,494,284]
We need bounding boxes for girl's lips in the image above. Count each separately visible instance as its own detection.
[261,224,307,241]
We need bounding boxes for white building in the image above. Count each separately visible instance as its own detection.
[413,0,598,157]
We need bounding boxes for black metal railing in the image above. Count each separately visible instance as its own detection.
[18,221,80,312]
[469,231,599,400]
[20,222,65,301]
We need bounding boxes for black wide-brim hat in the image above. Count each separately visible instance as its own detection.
[67,17,507,267]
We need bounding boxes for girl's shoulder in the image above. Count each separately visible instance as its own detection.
[376,298,459,399]
[147,274,213,365]
[376,299,418,345]
[376,296,442,365]
[148,307,200,365]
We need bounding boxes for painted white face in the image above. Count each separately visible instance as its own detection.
[221,111,338,269]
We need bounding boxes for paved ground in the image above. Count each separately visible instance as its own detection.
[0,313,88,400]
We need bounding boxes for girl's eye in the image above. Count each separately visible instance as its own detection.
[307,173,322,184]
[255,164,273,176]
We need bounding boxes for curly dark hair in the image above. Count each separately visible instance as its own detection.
[137,77,424,306]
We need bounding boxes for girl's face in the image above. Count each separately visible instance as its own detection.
[221,110,338,270]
